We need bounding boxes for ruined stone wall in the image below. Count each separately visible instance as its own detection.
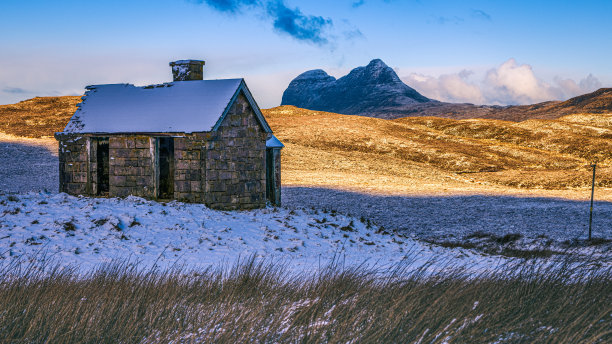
[57,134,89,195]
[173,134,207,203]
[108,136,156,198]
[204,92,268,209]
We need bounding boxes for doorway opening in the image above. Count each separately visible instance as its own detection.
[157,137,174,199]
[266,148,275,203]
[95,138,109,196]
[266,147,282,206]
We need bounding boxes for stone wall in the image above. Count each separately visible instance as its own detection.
[204,92,268,209]
[173,134,207,203]
[108,136,156,198]
[57,134,89,195]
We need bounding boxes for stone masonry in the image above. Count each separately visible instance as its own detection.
[204,92,268,209]
[108,136,156,199]
[173,133,206,203]
[58,135,89,195]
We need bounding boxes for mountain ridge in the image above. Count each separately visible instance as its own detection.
[282,59,434,116]
[281,59,612,121]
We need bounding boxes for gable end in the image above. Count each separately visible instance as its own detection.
[212,80,273,133]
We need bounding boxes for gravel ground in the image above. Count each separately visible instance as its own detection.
[283,187,612,256]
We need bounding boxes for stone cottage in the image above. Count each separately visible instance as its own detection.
[54,59,284,209]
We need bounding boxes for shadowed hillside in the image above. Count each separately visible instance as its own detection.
[263,106,612,191]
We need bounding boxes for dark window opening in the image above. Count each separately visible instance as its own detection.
[96,139,109,196]
[157,137,174,199]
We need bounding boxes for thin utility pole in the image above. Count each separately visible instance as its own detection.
[588,163,596,241]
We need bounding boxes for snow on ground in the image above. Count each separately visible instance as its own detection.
[0,192,514,275]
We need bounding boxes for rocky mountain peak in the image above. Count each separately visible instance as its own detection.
[293,69,336,83]
[281,59,433,117]
[344,59,403,85]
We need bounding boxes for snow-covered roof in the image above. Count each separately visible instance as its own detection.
[62,79,272,134]
[266,135,284,148]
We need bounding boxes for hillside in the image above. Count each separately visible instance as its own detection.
[399,88,612,121]
[2,96,612,193]
[0,96,81,137]
[263,106,612,192]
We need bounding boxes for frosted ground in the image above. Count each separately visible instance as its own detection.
[0,192,512,274]
[0,137,610,273]
[284,187,612,257]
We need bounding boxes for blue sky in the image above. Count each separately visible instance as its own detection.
[1,0,610,107]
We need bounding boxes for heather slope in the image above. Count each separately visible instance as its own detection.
[0,96,81,137]
[263,106,612,193]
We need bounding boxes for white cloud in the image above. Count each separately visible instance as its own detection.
[402,58,603,106]
[578,74,602,93]
[404,70,484,104]
[483,58,556,104]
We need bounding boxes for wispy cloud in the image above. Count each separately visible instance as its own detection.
[343,28,364,40]
[471,9,491,21]
[430,9,492,26]
[266,1,332,45]
[190,0,334,45]
[352,0,365,8]
[340,19,365,40]
[191,0,259,13]
[2,87,30,94]
[434,15,465,25]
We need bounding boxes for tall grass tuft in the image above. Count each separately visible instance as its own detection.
[0,256,610,343]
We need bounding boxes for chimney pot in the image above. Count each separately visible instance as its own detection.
[169,60,205,81]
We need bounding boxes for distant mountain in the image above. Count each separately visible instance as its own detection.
[281,59,612,121]
[281,59,435,117]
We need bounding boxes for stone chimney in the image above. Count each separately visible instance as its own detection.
[169,60,205,81]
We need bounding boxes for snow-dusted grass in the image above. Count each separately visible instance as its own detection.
[0,192,510,275]
[0,256,609,343]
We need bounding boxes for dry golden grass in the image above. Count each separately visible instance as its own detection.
[1,258,610,343]
[263,106,612,200]
[0,96,81,138]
